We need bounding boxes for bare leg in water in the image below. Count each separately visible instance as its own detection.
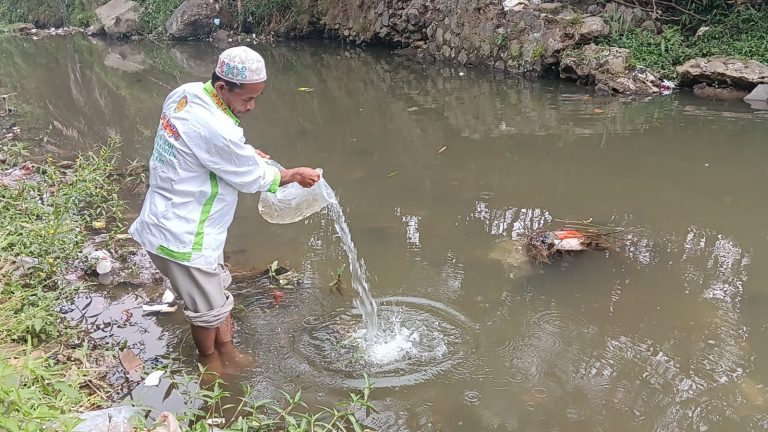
[214,314,254,372]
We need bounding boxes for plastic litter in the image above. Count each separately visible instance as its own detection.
[161,288,175,304]
[151,412,181,432]
[660,80,675,95]
[142,304,178,313]
[258,160,336,224]
[89,250,112,274]
[73,406,142,432]
[144,370,165,386]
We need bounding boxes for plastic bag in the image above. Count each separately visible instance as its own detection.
[73,406,142,432]
[258,161,336,224]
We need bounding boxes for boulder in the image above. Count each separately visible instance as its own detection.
[692,83,748,100]
[166,0,230,40]
[676,57,768,90]
[560,44,660,95]
[95,0,141,38]
[743,83,768,110]
[577,16,608,42]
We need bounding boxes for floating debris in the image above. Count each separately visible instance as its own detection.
[297,87,314,92]
[526,224,623,264]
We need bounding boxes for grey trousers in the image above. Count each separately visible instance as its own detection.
[148,252,233,328]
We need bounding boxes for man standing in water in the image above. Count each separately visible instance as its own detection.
[130,46,319,372]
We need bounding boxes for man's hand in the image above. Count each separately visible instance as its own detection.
[280,167,320,188]
[255,149,270,159]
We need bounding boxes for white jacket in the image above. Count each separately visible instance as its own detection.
[129,81,280,269]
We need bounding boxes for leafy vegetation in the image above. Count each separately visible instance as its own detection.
[138,363,375,432]
[598,6,768,78]
[136,0,184,37]
[236,0,301,34]
[0,0,103,27]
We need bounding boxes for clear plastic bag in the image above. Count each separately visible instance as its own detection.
[258,161,336,224]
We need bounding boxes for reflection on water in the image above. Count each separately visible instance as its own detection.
[4,34,768,431]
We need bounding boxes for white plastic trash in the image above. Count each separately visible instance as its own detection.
[89,250,112,274]
[258,161,336,224]
[73,406,142,432]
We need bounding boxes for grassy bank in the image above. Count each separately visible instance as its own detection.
[598,6,768,79]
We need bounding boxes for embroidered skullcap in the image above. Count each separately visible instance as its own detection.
[215,46,267,84]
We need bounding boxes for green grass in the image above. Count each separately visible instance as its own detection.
[136,0,184,37]
[238,0,301,34]
[597,6,768,79]
[0,133,126,344]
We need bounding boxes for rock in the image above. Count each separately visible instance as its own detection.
[95,0,141,37]
[744,83,768,101]
[560,44,660,95]
[586,4,602,15]
[577,16,608,42]
[535,3,563,13]
[210,29,233,48]
[744,84,768,110]
[15,23,35,33]
[692,83,748,100]
[640,20,657,33]
[676,57,768,90]
[166,0,229,40]
[406,9,420,25]
[458,50,468,65]
[85,24,105,36]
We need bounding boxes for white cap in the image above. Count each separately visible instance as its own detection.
[215,46,267,84]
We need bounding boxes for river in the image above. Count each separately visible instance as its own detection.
[3,34,768,431]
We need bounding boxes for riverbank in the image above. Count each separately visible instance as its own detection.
[2,0,768,98]
[0,94,374,429]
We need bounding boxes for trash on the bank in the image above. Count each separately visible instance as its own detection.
[73,406,143,432]
[526,226,618,264]
[206,418,226,426]
[1,162,40,187]
[660,80,675,95]
[144,370,165,386]
[142,304,178,313]
[162,288,175,304]
[89,250,112,274]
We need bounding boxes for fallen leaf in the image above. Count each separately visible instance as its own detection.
[92,220,106,229]
[119,349,144,381]
[593,108,604,113]
[438,146,447,154]
[387,171,399,177]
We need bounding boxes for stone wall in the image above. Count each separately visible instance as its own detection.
[312,0,608,77]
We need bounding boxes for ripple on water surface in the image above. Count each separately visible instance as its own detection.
[293,297,476,388]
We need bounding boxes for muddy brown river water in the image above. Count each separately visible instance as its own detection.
[3,34,768,431]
